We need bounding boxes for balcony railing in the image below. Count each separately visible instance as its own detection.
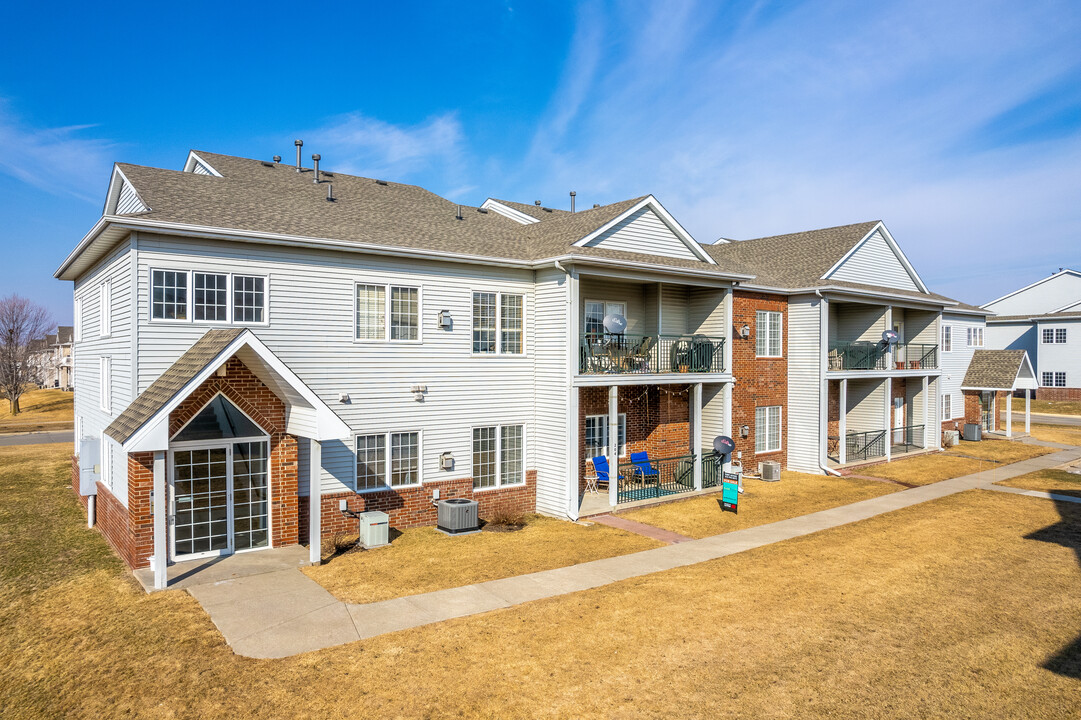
[891,344,938,370]
[891,424,926,452]
[580,334,725,375]
[844,429,887,462]
[828,341,887,371]
[616,453,699,503]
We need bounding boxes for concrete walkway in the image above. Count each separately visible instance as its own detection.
[0,430,72,446]
[184,445,1081,659]
[589,513,694,544]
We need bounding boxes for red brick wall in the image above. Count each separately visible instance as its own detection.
[827,381,839,439]
[302,470,538,542]
[957,389,1010,432]
[576,385,690,493]
[731,291,788,470]
[126,452,154,568]
[70,455,87,509]
[1036,387,1081,401]
[93,481,135,566]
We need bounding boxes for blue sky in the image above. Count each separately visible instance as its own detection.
[3,0,1081,322]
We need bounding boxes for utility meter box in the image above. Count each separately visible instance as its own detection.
[358,511,389,548]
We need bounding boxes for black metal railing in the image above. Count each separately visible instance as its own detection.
[828,341,888,370]
[892,344,938,370]
[580,334,725,375]
[845,429,887,462]
[702,451,720,489]
[616,453,699,503]
[890,424,926,453]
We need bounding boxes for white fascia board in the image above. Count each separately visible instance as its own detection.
[103,165,151,216]
[981,268,1081,309]
[479,199,540,225]
[820,222,929,293]
[124,330,350,452]
[1050,298,1081,313]
[571,195,717,265]
[183,151,223,177]
[553,257,753,284]
[736,282,954,309]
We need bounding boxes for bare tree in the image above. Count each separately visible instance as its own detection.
[0,295,53,415]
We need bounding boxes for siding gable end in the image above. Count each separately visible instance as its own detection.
[105,167,150,215]
[823,226,923,292]
[579,201,712,263]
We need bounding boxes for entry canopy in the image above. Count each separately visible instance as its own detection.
[960,349,1039,392]
[173,394,264,442]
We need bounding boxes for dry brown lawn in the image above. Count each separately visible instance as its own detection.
[620,471,900,539]
[305,516,662,604]
[1029,423,1081,447]
[0,388,74,432]
[998,468,1081,499]
[859,440,1054,486]
[3,442,1081,718]
[1012,396,1081,415]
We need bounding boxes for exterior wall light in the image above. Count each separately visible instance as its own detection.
[438,310,452,329]
[740,425,750,438]
[740,324,751,339]
[440,452,455,471]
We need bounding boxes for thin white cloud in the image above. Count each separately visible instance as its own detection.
[0,100,115,203]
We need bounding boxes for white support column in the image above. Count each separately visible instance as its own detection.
[1006,394,1013,438]
[309,439,322,565]
[152,450,167,591]
[1025,390,1031,433]
[724,287,734,374]
[838,379,848,464]
[884,378,893,461]
[607,385,619,507]
[692,382,703,491]
[722,382,733,476]
[884,306,894,369]
[921,376,929,448]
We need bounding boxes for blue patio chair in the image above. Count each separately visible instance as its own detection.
[586,455,623,494]
[629,451,660,484]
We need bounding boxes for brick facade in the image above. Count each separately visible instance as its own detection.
[576,385,690,493]
[731,291,788,470]
[1035,387,1081,401]
[954,389,1010,433]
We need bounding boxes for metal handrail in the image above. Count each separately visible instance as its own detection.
[580,334,725,375]
[615,452,698,503]
[845,429,887,461]
[828,341,887,370]
[890,424,926,451]
[892,344,938,370]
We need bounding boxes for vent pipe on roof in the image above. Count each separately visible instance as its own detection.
[456,205,463,220]
[294,139,304,171]
[534,200,541,206]
[273,155,281,163]
[593,203,600,209]
[312,154,321,183]
[327,183,334,202]
[570,191,576,212]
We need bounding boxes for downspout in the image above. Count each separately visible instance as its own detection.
[815,290,842,477]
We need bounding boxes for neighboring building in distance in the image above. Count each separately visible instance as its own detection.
[982,269,1081,400]
[26,325,74,391]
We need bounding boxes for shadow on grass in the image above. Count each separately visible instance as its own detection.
[1026,496,1081,679]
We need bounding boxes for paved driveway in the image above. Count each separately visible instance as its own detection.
[1001,412,1081,428]
[0,431,73,447]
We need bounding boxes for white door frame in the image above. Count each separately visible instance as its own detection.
[168,435,272,563]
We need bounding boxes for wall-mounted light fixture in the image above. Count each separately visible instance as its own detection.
[440,452,455,471]
[437,310,452,330]
[338,392,351,404]
[740,324,751,339]
[411,384,427,402]
[740,425,750,438]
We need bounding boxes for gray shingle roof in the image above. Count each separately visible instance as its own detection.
[489,198,572,220]
[105,328,244,443]
[987,311,1081,322]
[961,349,1029,390]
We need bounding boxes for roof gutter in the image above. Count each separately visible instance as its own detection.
[738,282,959,309]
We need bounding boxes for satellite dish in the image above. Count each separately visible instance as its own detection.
[713,435,735,459]
[881,330,899,345]
[603,313,628,334]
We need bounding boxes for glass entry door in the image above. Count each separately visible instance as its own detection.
[171,441,270,561]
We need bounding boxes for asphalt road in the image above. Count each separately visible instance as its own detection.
[0,430,74,447]
[1000,412,1081,428]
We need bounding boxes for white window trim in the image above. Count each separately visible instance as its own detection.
[1044,371,1067,388]
[585,413,628,458]
[584,299,628,336]
[99,356,111,414]
[471,423,528,491]
[966,326,983,348]
[100,432,111,489]
[755,310,783,358]
[470,290,527,356]
[99,281,111,337]
[941,325,953,353]
[352,282,423,344]
[73,297,82,342]
[352,430,423,492]
[148,268,270,326]
[755,405,782,454]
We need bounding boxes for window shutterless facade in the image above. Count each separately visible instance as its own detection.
[584,300,626,338]
[966,327,983,347]
[942,394,952,419]
[150,269,266,324]
[755,406,781,453]
[1043,372,1067,387]
[99,281,111,336]
[1042,328,1067,344]
[941,325,952,352]
[584,414,627,458]
[472,291,524,354]
[756,310,782,357]
[354,283,420,342]
[472,424,525,489]
[99,356,111,413]
[354,431,421,490]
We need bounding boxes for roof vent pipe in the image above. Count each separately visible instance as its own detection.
[570,191,576,212]
[295,139,304,171]
[273,155,281,163]
[456,205,463,220]
[327,183,334,202]
[312,154,321,183]
[535,200,541,206]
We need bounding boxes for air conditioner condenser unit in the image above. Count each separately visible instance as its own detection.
[759,461,781,481]
[358,511,389,548]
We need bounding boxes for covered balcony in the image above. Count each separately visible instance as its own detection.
[826,375,937,468]
[827,301,939,372]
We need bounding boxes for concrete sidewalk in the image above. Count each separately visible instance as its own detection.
[187,445,1081,659]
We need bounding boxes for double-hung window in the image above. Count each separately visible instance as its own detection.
[1042,328,1067,344]
[354,283,419,341]
[1043,372,1067,387]
[966,327,983,347]
[756,310,782,357]
[584,414,626,458]
[472,424,525,489]
[355,432,420,490]
[99,282,111,337]
[151,269,266,324]
[472,292,524,354]
[755,406,781,453]
[942,394,953,419]
[941,325,952,352]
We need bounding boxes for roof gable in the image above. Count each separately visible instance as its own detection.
[961,349,1038,391]
[572,196,715,264]
[183,150,222,177]
[104,166,149,215]
[479,199,540,224]
[982,269,1081,315]
[822,223,927,293]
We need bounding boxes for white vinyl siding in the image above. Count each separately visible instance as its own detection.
[581,206,702,261]
[472,424,525,489]
[755,406,781,453]
[74,298,82,342]
[533,267,569,516]
[786,296,823,474]
[98,282,111,336]
[585,414,627,458]
[825,228,920,292]
[99,356,111,413]
[982,271,1081,315]
[756,310,782,357]
[116,178,148,214]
